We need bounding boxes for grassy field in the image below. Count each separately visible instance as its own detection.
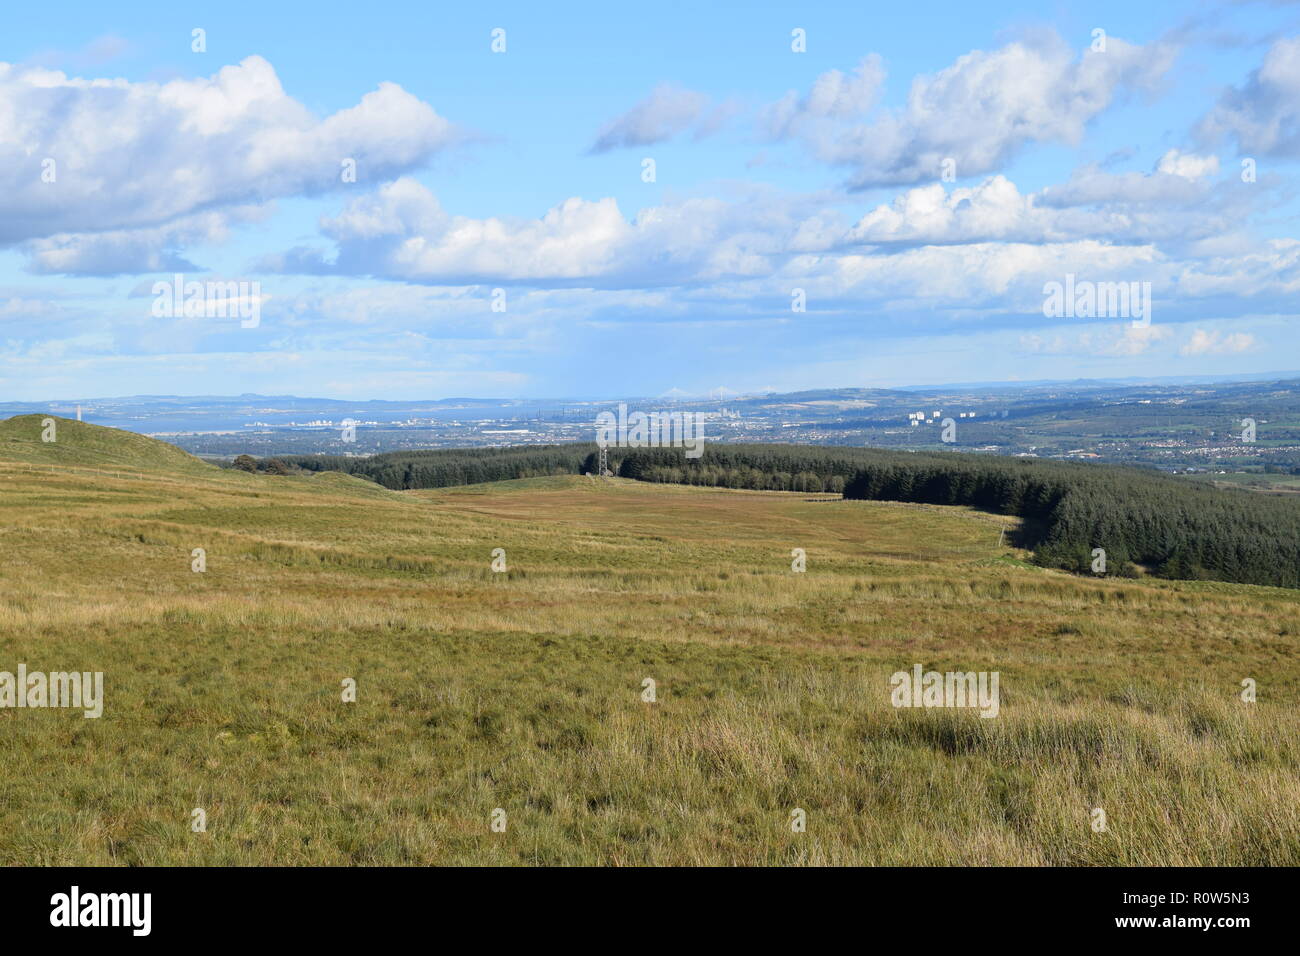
[1184,470,1300,495]
[1,416,1297,865]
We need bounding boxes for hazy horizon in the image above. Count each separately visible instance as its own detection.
[7,368,1300,409]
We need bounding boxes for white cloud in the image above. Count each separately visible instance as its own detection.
[269,177,833,286]
[1176,239,1300,297]
[22,206,271,276]
[1037,163,1210,207]
[848,176,1081,244]
[280,172,1198,299]
[787,239,1165,310]
[1020,323,1172,357]
[0,56,458,268]
[761,56,885,139]
[1155,149,1220,180]
[266,172,1290,327]
[589,84,730,152]
[262,172,1293,335]
[1180,328,1256,355]
[1198,35,1300,156]
[848,162,1238,247]
[765,35,1174,188]
[1102,323,1173,356]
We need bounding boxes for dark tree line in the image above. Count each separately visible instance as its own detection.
[278,444,595,489]
[586,444,872,491]
[841,453,1300,588]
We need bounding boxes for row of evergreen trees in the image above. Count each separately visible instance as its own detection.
[587,444,877,485]
[841,453,1300,588]
[626,463,846,492]
[279,444,594,489]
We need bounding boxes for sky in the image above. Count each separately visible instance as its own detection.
[2,0,1299,401]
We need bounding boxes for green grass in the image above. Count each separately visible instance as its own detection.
[0,418,1297,865]
[1184,470,1300,495]
[0,414,210,473]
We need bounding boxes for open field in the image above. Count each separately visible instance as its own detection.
[1,418,1298,865]
[1185,471,1300,495]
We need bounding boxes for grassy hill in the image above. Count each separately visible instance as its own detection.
[0,420,1297,865]
[0,414,212,473]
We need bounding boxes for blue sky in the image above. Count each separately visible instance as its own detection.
[2,0,1299,400]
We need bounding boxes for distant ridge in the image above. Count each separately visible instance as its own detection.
[6,372,1300,408]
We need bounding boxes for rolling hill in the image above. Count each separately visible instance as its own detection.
[0,414,212,473]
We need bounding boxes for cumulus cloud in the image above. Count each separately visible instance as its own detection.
[1155,148,1220,179]
[1102,323,1174,356]
[23,206,271,276]
[259,172,1291,337]
[265,177,838,286]
[1181,328,1255,355]
[795,239,1167,312]
[848,154,1239,247]
[1038,161,1213,208]
[1175,239,1300,297]
[1198,35,1300,156]
[765,35,1174,188]
[589,84,730,152]
[848,176,1085,245]
[259,160,1292,337]
[0,55,458,270]
[760,55,885,139]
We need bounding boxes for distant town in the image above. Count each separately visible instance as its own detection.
[5,376,1299,482]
